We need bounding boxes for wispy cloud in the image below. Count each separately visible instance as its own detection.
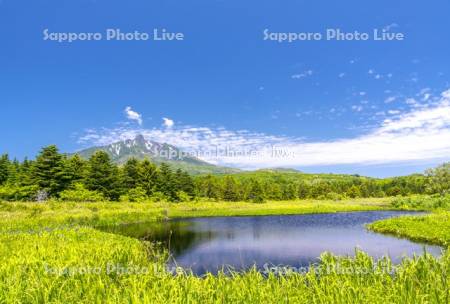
[291,70,313,79]
[162,117,174,128]
[80,90,450,169]
[124,106,143,125]
[384,96,396,104]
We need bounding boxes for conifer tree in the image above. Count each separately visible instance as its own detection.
[156,163,176,200]
[247,179,265,203]
[137,159,157,196]
[32,145,65,196]
[0,154,10,185]
[282,183,297,200]
[122,158,140,190]
[174,169,195,198]
[18,158,34,186]
[65,154,87,184]
[202,175,221,200]
[222,176,239,201]
[85,151,121,200]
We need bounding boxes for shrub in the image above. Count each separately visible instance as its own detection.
[59,183,105,202]
[149,191,168,202]
[325,192,342,201]
[391,195,450,210]
[120,187,148,202]
[176,191,192,202]
[0,185,39,201]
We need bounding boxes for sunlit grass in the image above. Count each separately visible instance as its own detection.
[0,198,392,231]
[369,211,450,247]
[0,198,448,303]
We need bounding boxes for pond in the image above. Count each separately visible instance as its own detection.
[101,211,442,275]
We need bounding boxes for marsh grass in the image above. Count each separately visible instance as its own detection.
[0,199,448,303]
[369,211,450,247]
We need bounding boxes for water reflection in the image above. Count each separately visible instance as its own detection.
[100,211,442,275]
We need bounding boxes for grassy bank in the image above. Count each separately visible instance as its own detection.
[367,195,450,247]
[0,198,391,231]
[368,211,450,247]
[0,198,449,303]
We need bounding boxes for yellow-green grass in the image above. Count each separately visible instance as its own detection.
[1,227,448,303]
[0,198,391,231]
[368,211,450,247]
[0,198,449,303]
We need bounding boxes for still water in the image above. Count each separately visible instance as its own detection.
[101,211,442,275]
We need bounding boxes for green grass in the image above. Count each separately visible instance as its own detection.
[368,211,450,247]
[164,198,391,218]
[0,198,391,231]
[0,198,448,303]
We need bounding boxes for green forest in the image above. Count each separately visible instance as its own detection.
[0,145,448,203]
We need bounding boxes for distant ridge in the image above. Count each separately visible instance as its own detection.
[256,168,303,173]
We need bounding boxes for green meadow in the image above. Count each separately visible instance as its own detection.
[0,198,448,303]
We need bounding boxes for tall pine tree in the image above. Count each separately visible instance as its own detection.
[85,151,121,200]
[222,176,239,201]
[0,154,10,185]
[137,159,158,196]
[32,145,66,196]
[122,158,140,190]
[156,163,176,200]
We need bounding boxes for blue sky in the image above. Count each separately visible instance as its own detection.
[1,0,450,177]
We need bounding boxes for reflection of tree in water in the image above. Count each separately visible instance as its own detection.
[100,221,215,257]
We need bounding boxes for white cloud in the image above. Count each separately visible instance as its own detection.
[405,98,417,105]
[124,106,142,125]
[338,73,346,78]
[162,117,174,128]
[388,110,401,115]
[291,70,313,79]
[79,90,450,169]
[351,105,363,112]
[384,96,396,104]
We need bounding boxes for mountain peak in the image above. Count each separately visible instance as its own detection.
[134,134,146,144]
[73,136,241,175]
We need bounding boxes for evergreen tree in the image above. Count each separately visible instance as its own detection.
[65,154,87,184]
[32,145,66,196]
[0,154,10,185]
[282,183,297,200]
[202,175,221,200]
[122,158,140,190]
[222,176,239,201]
[18,158,34,186]
[156,163,177,200]
[137,159,157,196]
[175,169,195,198]
[247,179,265,203]
[85,151,121,200]
[7,159,20,185]
[297,181,310,199]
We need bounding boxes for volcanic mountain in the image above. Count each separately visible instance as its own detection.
[74,135,240,174]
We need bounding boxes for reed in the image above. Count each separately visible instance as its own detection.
[0,199,447,303]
